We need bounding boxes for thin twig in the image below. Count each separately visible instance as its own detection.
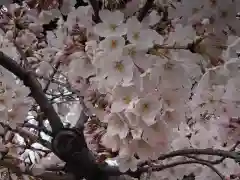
[142,160,225,180]
[157,148,239,161]
[185,141,240,165]
[101,159,225,179]
[138,147,240,167]
[43,60,61,93]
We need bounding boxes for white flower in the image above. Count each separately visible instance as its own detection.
[117,155,138,172]
[157,59,191,90]
[122,0,141,17]
[36,61,53,77]
[190,126,213,149]
[139,67,160,93]
[123,43,147,57]
[16,30,37,47]
[216,158,239,177]
[99,36,125,52]
[102,51,134,86]
[0,0,10,5]
[105,112,129,139]
[142,10,161,27]
[171,135,191,150]
[222,36,240,59]
[31,164,45,176]
[166,24,196,46]
[126,16,156,49]
[0,35,19,60]
[68,51,95,78]
[46,30,66,49]
[141,121,170,153]
[60,0,76,15]
[94,10,127,37]
[117,144,138,172]
[123,44,156,70]
[8,100,32,126]
[162,107,183,128]
[224,58,240,77]
[222,78,240,102]
[111,85,138,112]
[66,5,93,30]
[146,30,164,45]
[28,23,43,33]
[133,139,157,160]
[101,134,121,152]
[5,30,14,40]
[130,94,161,126]
[130,128,143,140]
[38,9,61,25]
[125,111,141,127]
[13,86,30,100]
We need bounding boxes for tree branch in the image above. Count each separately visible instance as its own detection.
[137,0,154,22]
[184,141,240,165]
[74,110,89,131]
[156,148,239,161]
[139,160,225,180]
[0,52,64,135]
[88,0,101,23]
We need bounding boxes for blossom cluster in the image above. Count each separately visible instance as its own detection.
[0,0,239,179]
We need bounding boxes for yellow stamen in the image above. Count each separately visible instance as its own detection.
[132,32,140,40]
[128,47,136,57]
[114,62,124,72]
[109,24,117,31]
[142,103,149,112]
[111,40,117,49]
[123,96,131,104]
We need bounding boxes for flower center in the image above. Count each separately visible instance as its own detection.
[111,40,117,49]
[128,47,136,57]
[109,24,117,31]
[142,103,149,112]
[123,96,131,104]
[132,32,140,40]
[114,61,124,72]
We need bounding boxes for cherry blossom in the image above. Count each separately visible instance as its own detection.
[94,9,127,37]
[99,36,125,52]
[0,0,239,180]
[130,94,161,126]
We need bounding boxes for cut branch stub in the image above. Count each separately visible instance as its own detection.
[52,128,108,180]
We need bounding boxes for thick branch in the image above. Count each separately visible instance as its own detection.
[0,52,64,135]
